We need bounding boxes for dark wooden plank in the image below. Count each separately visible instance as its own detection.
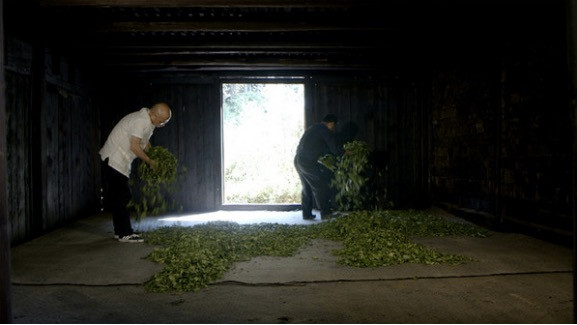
[43,85,60,229]
[38,0,380,8]
[99,21,381,33]
[29,44,45,236]
[568,0,577,321]
[5,73,32,243]
[0,0,13,321]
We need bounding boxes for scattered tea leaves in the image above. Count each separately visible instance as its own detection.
[143,209,489,292]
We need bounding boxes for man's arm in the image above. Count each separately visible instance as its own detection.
[130,136,156,168]
[323,129,340,156]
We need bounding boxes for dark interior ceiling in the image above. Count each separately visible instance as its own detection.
[5,0,534,73]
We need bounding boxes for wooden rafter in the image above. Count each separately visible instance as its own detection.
[38,0,382,8]
[99,21,384,33]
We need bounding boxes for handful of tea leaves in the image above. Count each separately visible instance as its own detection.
[141,146,178,183]
[319,140,371,211]
[128,146,183,219]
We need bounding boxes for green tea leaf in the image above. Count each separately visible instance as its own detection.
[128,146,185,219]
[143,209,488,292]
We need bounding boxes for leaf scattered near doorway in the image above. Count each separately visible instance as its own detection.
[143,209,489,293]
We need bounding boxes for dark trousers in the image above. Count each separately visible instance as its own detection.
[102,161,134,237]
[294,156,333,217]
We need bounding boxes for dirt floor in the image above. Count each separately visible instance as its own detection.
[8,209,574,323]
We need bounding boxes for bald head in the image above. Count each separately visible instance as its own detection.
[149,102,172,127]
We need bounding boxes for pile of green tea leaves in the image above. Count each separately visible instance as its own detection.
[143,209,489,293]
[129,146,183,219]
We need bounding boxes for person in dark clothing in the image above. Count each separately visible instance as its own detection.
[294,114,340,220]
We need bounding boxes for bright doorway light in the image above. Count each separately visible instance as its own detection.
[222,83,304,204]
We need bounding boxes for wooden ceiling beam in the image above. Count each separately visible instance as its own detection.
[98,51,370,58]
[97,21,383,33]
[38,0,382,8]
[27,0,394,71]
[97,58,375,68]
[88,46,382,54]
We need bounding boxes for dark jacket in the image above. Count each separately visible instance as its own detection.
[295,122,339,161]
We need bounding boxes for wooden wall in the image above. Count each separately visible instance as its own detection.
[5,38,101,244]
[100,73,428,213]
[429,1,572,243]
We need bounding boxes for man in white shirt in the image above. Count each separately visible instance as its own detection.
[100,102,172,243]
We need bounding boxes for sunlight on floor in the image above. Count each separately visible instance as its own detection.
[133,209,325,232]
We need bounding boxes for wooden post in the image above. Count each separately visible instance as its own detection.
[567,0,577,323]
[0,0,13,322]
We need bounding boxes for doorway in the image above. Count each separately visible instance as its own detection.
[221,82,305,205]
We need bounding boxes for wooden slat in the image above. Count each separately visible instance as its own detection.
[5,73,32,243]
[38,0,381,8]
[100,21,383,33]
[0,0,13,320]
[567,0,577,319]
[95,60,381,70]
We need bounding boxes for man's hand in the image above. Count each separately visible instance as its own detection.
[148,159,158,170]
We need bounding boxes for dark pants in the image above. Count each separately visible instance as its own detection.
[294,156,333,218]
[102,160,134,237]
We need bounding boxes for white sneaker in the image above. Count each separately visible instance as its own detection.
[114,232,140,239]
[118,234,144,243]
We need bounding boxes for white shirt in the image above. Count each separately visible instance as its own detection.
[99,107,155,177]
